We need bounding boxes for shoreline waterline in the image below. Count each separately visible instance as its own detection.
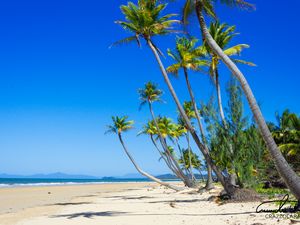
[0,178,181,188]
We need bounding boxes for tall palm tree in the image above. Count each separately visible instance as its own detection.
[106,116,182,191]
[183,0,300,199]
[167,37,214,189]
[138,82,194,187]
[205,22,255,127]
[204,22,255,186]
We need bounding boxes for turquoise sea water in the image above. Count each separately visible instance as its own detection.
[0,178,157,187]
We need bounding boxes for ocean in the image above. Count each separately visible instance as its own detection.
[0,178,158,188]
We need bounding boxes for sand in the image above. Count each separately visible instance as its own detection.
[0,182,296,225]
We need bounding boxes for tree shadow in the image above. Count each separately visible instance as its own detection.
[149,199,206,204]
[78,194,98,198]
[51,211,128,219]
[103,195,153,200]
[122,196,154,200]
[47,202,93,206]
[51,210,255,219]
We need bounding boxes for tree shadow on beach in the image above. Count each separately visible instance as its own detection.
[47,202,93,206]
[149,199,206,204]
[103,195,154,200]
[50,210,255,219]
[51,211,128,219]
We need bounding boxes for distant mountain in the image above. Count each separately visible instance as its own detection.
[156,174,178,179]
[116,173,144,179]
[0,173,100,179]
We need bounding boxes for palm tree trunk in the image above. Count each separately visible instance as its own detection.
[215,68,226,127]
[118,133,182,191]
[150,135,179,175]
[195,1,300,200]
[178,142,189,176]
[206,162,214,190]
[147,39,231,193]
[186,132,196,181]
[148,102,194,187]
[183,68,206,143]
[198,169,205,183]
[183,68,214,189]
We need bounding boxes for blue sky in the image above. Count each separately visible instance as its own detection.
[0,0,299,177]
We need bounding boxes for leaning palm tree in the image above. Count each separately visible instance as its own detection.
[167,37,214,189]
[138,82,194,187]
[115,0,232,194]
[106,116,182,191]
[182,0,300,199]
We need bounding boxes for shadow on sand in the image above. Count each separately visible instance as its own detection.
[51,211,128,219]
[47,202,93,206]
[51,210,255,219]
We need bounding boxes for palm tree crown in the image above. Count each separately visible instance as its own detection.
[106,116,134,134]
[114,0,180,47]
[138,120,158,136]
[206,22,255,79]
[138,82,163,109]
[182,0,254,24]
[167,36,208,76]
[183,101,197,119]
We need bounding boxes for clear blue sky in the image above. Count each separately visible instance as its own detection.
[0,0,299,177]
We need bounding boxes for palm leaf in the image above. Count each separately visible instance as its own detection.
[223,44,249,56]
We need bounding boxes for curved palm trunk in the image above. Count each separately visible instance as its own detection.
[118,133,182,191]
[147,39,232,194]
[195,1,300,200]
[183,68,214,189]
[148,102,194,187]
[186,132,196,181]
[150,135,178,174]
[177,141,189,176]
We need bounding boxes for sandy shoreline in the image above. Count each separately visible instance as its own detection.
[0,182,295,225]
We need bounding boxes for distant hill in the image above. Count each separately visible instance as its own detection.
[0,173,99,179]
[116,173,144,179]
[117,173,208,180]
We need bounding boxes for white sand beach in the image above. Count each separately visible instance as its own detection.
[0,182,294,225]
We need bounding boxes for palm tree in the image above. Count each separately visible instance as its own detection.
[115,0,233,195]
[167,37,214,189]
[138,82,194,187]
[106,116,182,191]
[204,22,255,186]
[183,0,300,199]
[205,22,255,127]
